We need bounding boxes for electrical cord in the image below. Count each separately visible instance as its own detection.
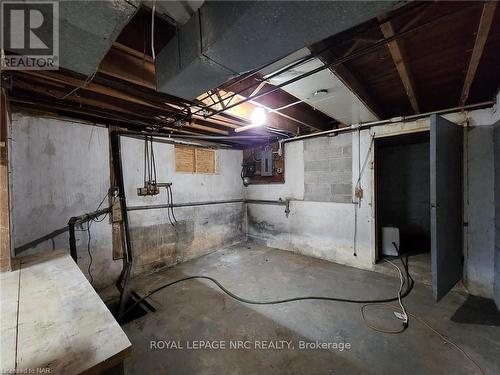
[80,190,114,285]
[167,185,178,224]
[151,1,156,62]
[361,303,486,375]
[118,252,414,321]
[86,221,94,285]
[361,256,409,334]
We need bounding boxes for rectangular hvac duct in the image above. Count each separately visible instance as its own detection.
[59,1,137,76]
[2,0,137,76]
[156,0,401,100]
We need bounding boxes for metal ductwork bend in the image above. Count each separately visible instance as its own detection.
[156,0,402,100]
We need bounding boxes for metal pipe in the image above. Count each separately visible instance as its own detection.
[111,132,134,317]
[277,100,495,154]
[67,207,111,262]
[119,130,281,141]
[127,198,290,212]
[127,199,245,211]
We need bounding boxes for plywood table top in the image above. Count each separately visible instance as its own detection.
[0,251,131,374]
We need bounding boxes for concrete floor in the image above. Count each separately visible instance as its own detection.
[122,242,500,375]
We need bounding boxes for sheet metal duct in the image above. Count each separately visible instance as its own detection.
[58,1,137,75]
[156,0,402,100]
[3,1,137,76]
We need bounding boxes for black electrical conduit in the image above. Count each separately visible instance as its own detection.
[118,251,414,322]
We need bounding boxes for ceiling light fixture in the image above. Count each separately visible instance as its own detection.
[234,107,268,133]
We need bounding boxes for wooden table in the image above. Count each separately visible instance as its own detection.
[0,250,131,374]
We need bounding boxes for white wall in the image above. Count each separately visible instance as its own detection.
[10,113,245,290]
[121,137,245,274]
[10,113,120,288]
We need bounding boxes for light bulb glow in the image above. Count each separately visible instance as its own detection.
[251,107,267,126]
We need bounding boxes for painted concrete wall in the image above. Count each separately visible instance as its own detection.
[246,132,373,269]
[10,113,245,290]
[494,122,500,309]
[465,125,496,298]
[246,110,499,298]
[121,136,245,275]
[10,113,120,288]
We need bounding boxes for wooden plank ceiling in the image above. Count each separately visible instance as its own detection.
[311,1,500,119]
[3,1,499,146]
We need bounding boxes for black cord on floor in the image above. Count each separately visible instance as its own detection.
[118,254,414,321]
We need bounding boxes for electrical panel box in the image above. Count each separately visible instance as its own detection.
[260,148,273,176]
[241,142,284,185]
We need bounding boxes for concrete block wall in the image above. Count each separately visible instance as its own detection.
[304,133,352,203]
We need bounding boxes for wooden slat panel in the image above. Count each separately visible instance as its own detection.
[175,145,195,173]
[195,148,216,174]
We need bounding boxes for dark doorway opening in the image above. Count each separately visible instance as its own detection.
[375,131,431,262]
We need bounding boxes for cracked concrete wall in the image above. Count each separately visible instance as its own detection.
[121,137,245,276]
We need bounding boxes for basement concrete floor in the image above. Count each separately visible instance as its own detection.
[121,242,500,375]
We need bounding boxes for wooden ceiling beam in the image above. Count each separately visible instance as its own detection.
[379,17,420,114]
[460,1,497,106]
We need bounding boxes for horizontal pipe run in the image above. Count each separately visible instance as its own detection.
[68,207,111,226]
[68,207,111,262]
[127,199,290,212]
[119,130,282,142]
[278,100,496,152]
[245,199,287,205]
[127,199,245,211]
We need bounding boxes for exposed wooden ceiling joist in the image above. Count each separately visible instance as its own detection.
[460,1,497,106]
[309,41,385,119]
[379,17,420,114]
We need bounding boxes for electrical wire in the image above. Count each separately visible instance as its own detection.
[167,185,178,224]
[165,185,174,226]
[360,258,408,334]
[118,252,414,320]
[361,303,486,375]
[79,190,113,285]
[151,1,156,62]
[54,70,98,100]
[86,221,94,285]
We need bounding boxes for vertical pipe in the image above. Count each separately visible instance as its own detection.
[111,132,134,317]
[68,220,77,262]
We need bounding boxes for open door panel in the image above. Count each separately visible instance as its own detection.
[430,114,464,301]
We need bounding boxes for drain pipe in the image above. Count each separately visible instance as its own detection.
[277,100,494,155]
[111,132,135,317]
